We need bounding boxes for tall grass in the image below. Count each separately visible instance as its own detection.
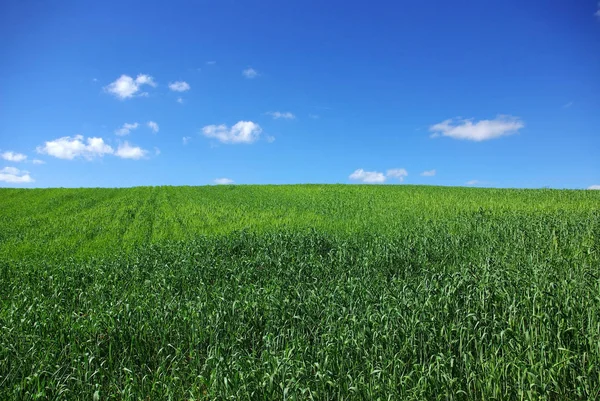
[0,185,599,399]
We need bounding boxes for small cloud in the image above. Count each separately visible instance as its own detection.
[563,101,574,108]
[147,121,159,133]
[266,135,276,143]
[182,136,192,145]
[92,78,98,82]
[206,61,216,65]
[595,3,600,17]
[588,185,600,190]
[168,81,190,92]
[32,159,45,165]
[154,147,161,156]
[466,180,480,186]
[242,67,258,79]
[104,74,156,99]
[309,114,320,119]
[135,74,156,87]
[349,169,386,184]
[266,111,295,120]
[115,142,147,160]
[202,121,262,144]
[115,122,139,136]
[177,97,184,104]
[36,135,113,160]
[1,151,27,162]
[420,169,436,177]
[386,168,408,182]
[214,178,234,185]
[0,166,34,183]
[430,115,524,141]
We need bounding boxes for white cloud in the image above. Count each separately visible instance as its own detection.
[595,3,600,17]
[588,185,600,190]
[214,178,234,185]
[182,136,192,145]
[430,115,524,141]
[242,68,258,79]
[177,97,184,104]
[1,151,27,162]
[563,101,573,109]
[420,169,436,177]
[115,142,147,160]
[349,168,410,183]
[36,135,113,160]
[115,122,139,136]
[104,74,156,99]
[0,166,34,183]
[134,74,156,87]
[147,121,159,133]
[154,147,161,156]
[387,168,408,181]
[32,159,45,165]
[267,111,295,120]
[168,81,190,92]
[466,180,480,186]
[202,121,262,144]
[309,114,320,119]
[349,169,386,184]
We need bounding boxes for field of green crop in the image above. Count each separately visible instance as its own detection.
[1,185,599,400]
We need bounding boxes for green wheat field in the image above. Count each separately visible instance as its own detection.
[1,185,599,400]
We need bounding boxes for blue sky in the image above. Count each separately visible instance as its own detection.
[1,0,599,189]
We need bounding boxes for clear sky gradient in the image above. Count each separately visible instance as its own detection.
[1,0,599,188]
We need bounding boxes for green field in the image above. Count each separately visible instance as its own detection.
[1,185,599,400]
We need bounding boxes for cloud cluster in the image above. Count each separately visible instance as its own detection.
[349,168,408,184]
[202,121,263,144]
[105,74,156,99]
[37,135,113,160]
[588,185,600,190]
[1,151,27,162]
[430,115,524,141]
[0,166,34,183]
[267,111,295,120]
[36,135,148,160]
